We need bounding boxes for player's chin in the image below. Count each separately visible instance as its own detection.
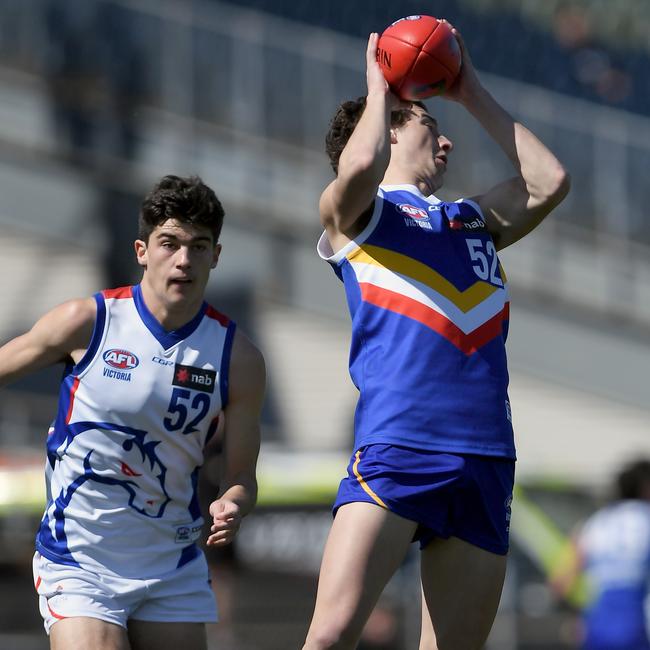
[168,280,194,293]
[167,282,198,302]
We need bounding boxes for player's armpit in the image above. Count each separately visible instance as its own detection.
[319,184,375,254]
[0,297,96,387]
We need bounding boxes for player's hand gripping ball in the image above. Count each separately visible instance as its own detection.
[377,15,461,100]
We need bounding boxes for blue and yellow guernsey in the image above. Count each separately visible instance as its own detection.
[318,184,515,458]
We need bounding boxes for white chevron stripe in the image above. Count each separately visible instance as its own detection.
[350,261,509,334]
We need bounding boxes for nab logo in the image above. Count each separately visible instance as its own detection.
[398,204,428,220]
[448,216,486,231]
[172,364,216,394]
[103,349,139,370]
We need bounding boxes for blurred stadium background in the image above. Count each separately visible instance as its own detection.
[0,0,649,648]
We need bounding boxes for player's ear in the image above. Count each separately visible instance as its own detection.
[389,128,398,144]
[134,239,148,268]
[211,243,222,269]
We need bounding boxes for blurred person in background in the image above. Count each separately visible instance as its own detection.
[553,459,650,650]
[550,1,632,108]
[303,22,570,650]
[42,0,142,164]
[0,175,265,650]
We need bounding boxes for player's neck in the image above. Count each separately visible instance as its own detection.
[382,165,436,197]
[382,173,434,197]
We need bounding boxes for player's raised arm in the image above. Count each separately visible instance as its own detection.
[206,330,265,547]
[445,25,570,250]
[320,33,401,241]
[0,298,96,388]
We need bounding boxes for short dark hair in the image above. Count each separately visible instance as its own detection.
[325,96,426,174]
[139,175,225,243]
[616,459,650,500]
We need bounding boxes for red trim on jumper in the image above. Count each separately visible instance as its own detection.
[65,377,80,424]
[34,576,41,590]
[360,283,509,355]
[47,603,67,621]
[102,286,133,299]
[205,305,230,327]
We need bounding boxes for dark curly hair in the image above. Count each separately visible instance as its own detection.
[139,175,225,243]
[325,97,426,174]
[616,459,650,500]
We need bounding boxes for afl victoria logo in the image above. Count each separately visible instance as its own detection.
[103,349,140,370]
[398,204,429,220]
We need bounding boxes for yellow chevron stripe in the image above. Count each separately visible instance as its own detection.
[352,450,388,508]
[348,245,499,313]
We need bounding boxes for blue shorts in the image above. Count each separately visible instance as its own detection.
[333,444,515,555]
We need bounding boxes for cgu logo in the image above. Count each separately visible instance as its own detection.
[398,204,429,220]
[103,349,140,370]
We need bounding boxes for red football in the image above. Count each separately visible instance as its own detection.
[377,15,462,100]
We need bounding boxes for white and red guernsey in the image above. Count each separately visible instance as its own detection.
[36,284,235,579]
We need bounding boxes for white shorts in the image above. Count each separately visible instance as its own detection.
[33,551,218,633]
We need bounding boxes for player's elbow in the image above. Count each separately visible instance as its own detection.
[553,164,571,201]
[543,163,571,209]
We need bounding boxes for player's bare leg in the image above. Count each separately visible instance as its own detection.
[419,536,506,650]
[303,502,417,650]
[50,617,129,650]
[128,620,208,650]
[419,582,438,650]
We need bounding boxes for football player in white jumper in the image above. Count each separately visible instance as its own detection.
[0,175,265,650]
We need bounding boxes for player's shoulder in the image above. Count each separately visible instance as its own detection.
[50,297,97,329]
[618,499,650,519]
[436,197,488,233]
[101,286,134,300]
[449,197,485,218]
[34,296,97,351]
[203,304,233,328]
[231,330,265,375]
[585,499,650,531]
[228,330,265,398]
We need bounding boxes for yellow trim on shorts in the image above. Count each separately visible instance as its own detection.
[352,450,388,508]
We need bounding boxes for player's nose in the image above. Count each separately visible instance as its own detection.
[439,134,453,152]
[175,246,191,267]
